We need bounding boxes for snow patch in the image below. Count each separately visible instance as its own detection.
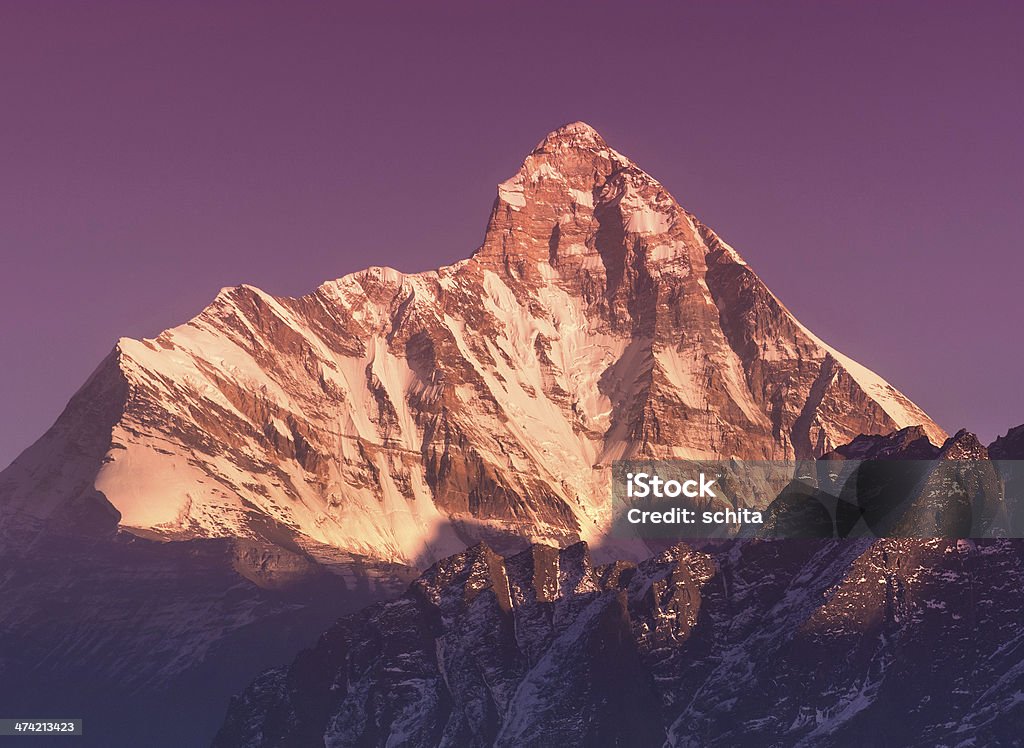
[626,206,671,234]
[498,179,527,209]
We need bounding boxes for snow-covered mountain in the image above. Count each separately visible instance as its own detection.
[0,122,945,567]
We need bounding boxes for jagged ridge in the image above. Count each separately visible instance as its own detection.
[215,530,1024,747]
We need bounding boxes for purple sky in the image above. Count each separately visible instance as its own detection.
[2,1,1022,467]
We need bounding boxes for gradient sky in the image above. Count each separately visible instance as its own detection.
[2,1,1022,467]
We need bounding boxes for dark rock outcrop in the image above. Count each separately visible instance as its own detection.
[989,424,1024,460]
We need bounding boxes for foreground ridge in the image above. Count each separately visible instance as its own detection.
[215,534,1024,747]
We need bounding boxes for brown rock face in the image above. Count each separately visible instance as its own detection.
[0,122,944,564]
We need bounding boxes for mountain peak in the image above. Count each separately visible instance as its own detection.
[484,122,657,266]
[0,124,945,564]
[534,120,608,151]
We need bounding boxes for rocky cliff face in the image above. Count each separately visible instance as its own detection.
[215,535,1024,747]
[0,122,944,567]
